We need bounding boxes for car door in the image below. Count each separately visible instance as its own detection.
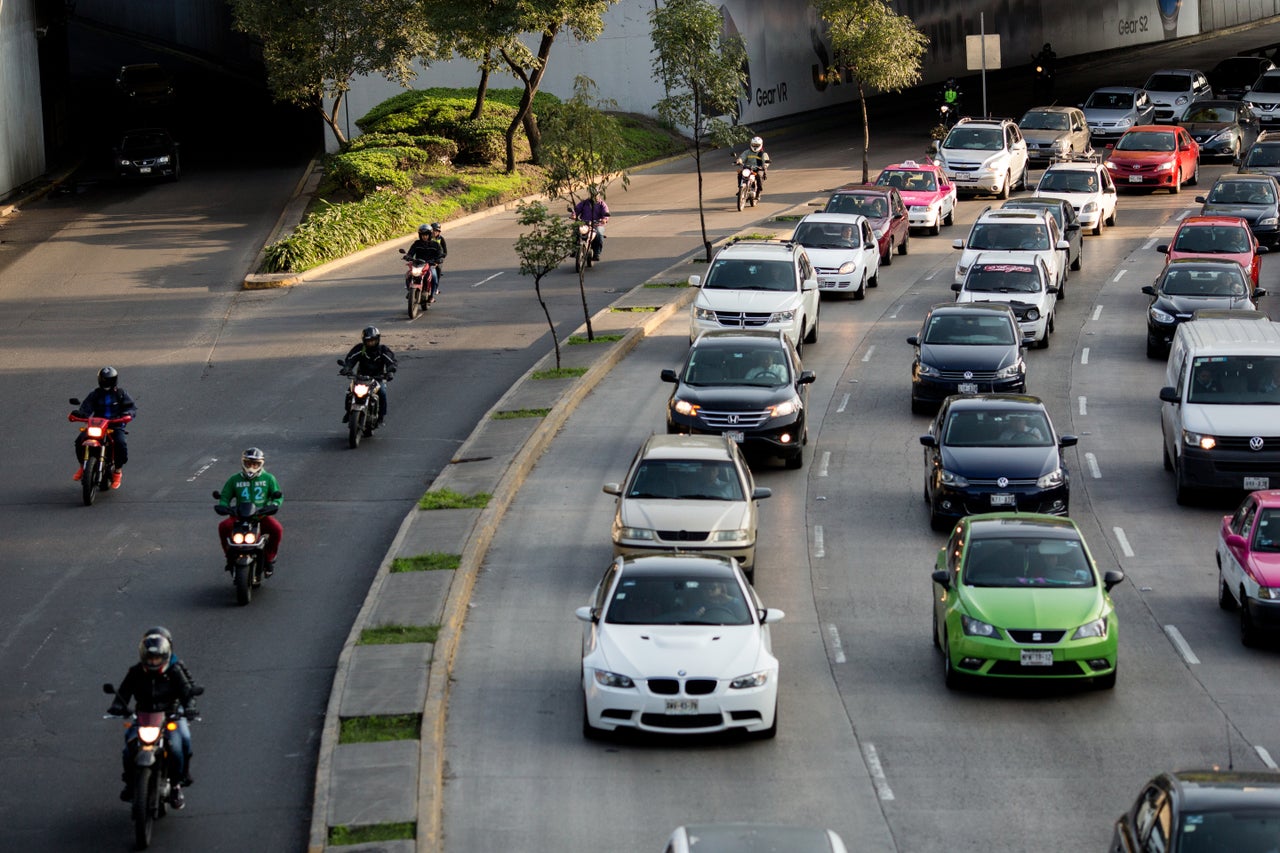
[1007,123,1029,180]
[1099,166,1118,216]
[1178,127,1200,176]
[1069,109,1091,152]
[1197,71,1213,99]
[1239,102,1262,150]
[1045,217,1067,285]
[797,250,820,322]
[1136,91,1156,124]
[860,220,880,276]
[1220,495,1258,598]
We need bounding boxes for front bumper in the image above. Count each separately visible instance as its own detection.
[1018,317,1049,344]
[1177,445,1280,492]
[945,169,1003,194]
[908,205,943,228]
[1110,168,1179,189]
[946,625,1117,681]
[668,413,805,461]
[583,670,778,734]
[690,316,802,347]
[930,481,1069,523]
[611,540,756,571]
[912,374,1026,406]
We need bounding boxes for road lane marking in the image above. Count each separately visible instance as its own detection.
[187,457,219,482]
[1081,347,1090,365]
[837,393,850,413]
[862,744,896,801]
[889,306,901,319]
[1092,305,1104,320]
[472,272,503,288]
[862,345,875,362]
[1164,625,1200,665]
[827,623,845,663]
[1086,452,1101,478]
[814,525,825,558]
[1079,396,1087,416]
[1113,527,1134,557]
[1113,269,1127,282]
[925,270,940,280]
[1177,209,1192,221]
[1143,238,1159,250]
[817,451,831,477]
[1257,746,1278,770]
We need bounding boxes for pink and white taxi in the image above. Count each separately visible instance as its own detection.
[874,160,958,235]
[1217,489,1280,646]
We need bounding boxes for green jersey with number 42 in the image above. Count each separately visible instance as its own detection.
[218,472,282,508]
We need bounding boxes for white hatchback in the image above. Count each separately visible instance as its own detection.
[952,207,1070,291]
[952,252,1059,348]
[788,212,880,299]
[1034,159,1119,235]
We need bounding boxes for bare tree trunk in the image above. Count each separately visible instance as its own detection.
[470,62,491,121]
[535,277,561,368]
[576,264,593,341]
[500,28,558,173]
[695,144,711,262]
[859,81,870,184]
[321,92,348,147]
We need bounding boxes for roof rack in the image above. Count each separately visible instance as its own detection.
[725,237,792,248]
[1048,150,1102,165]
[955,116,1016,125]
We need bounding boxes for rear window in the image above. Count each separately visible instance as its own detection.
[968,222,1050,251]
[826,194,887,218]
[1086,91,1134,109]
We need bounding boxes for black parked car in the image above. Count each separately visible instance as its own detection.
[920,394,1075,532]
[1000,196,1083,273]
[1196,173,1280,248]
[663,330,815,469]
[1141,258,1261,358]
[113,128,180,181]
[1178,99,1261,161]
[1112,769,1280,852]
[908,302,1027,415]
[1209,55,1277,101]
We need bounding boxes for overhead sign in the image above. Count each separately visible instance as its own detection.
[965,35,1002,71]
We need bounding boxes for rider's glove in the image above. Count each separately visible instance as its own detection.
[107,702,127,717]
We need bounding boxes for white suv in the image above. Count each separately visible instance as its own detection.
[952,207,1070,296]
[933,117,1030,199]
[951,252,1059,348]
[689,240,821,348]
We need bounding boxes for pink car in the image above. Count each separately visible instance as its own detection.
[874,160,957,235]
[1217,489,1280,646]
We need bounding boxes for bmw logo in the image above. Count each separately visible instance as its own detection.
[997,477,1009,488]
[677,669,687,677]
[1251,436,1265,451]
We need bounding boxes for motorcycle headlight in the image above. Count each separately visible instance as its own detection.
[960,614,1000,638]
[994,361,1025,380]
[87,426,104,438]
[354,383,370,397]
[741,168,753,178]
[1150,306,1176,324]
[244,532,258,544]
[711,528,750,544]
[1072,616,1108,640]
[730,671,770,689]
[137,725,162,744]
[939,468,969,487]
[1037,467,1065,488]
[232,532,246,544]
[579,224,590,235]
[673,398,699,417]
[1183,429,1216,450]
[592,669,635,689]
[618,526,656,541]
[694,306,717,322]
[769,396,801,418]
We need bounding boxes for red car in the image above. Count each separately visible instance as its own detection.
[1105,124,1200,193]
[1157,215,1266,288]
[823,184,910,265]
[1217,489,1280,645]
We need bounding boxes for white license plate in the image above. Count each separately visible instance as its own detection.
[139,167,152,174]
[665,698,699,714]
[1021,649,1053,666]
[990,493,1017,506]
[1128,175,1143,183]
[818,278,834,287]
[724,430,744,443]
[953,175,976,182]
[1245,476,1271,490]
[957,382,979,394]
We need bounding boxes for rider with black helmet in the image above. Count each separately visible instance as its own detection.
[404,223,447,303]
[70,366,138,489]
[342,326,398,424]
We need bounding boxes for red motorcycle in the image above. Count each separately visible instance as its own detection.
[69,399,132,506]
[398,248,438,319]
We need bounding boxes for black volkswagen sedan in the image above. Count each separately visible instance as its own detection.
[1142,258,1261,357]
[663,330,815,469]
[908,302,1026,415]
[920,394,1076,532]
[1113,769,1280,852]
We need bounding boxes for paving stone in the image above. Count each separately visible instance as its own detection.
[340,644,431,717]
[329,740,418,827]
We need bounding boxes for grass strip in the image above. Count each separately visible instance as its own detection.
[643,279,690,288]
[391,553,460,572]
[418,489,491,510]
[358,624,440,645]
[610,306,657,312]
[329,822,416,845]
[532,367,588,379]
[338,714,422,744]
[568,333,623,345]
[492,407,550,419]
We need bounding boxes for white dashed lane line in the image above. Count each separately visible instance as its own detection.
[837,392,850,413]
[472,271,503,288]
[1143,238,1160,250]
[1086,452,1101,478]
[1093,304,1105,320]
[862,345,875,362]
[1081,347,1090,365]
[817,451,831,478]
[1079,396,1088,416]
[813,524,825,559]
[1258,746,1278,770]
[827,623,846,663]
[1113,526,1135,557]
[862,743,896,801]
[1164,625,1201,665]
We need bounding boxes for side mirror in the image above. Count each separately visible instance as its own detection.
[802,277,818,291]
[1103,569,1125,592]
[752,486,772,500]
[952,239,964,249]
[398,248,407,255]
[1141,285,1157,296]
[688,274,702,288]
[336,358,345,365]
[931,569,951,590]
[759,607,786,624]
[1157,244,1170,254]
[950,283,962,292]
[211,490,221,499]
[920,434,938,447]
[1066,222,1081,231]
[1159,386,1180,403]
[660,368,679,384]
[1226,532,1248,549]
[69,397,81,406]
[191,686,205,697]
[1059,434,1079,448]
[1056,239,1070,250]
[1259,245,1270,254]
[907,335,920,346]
[1194,196,1206,203]
[602,483,621,496]
[574,606,596,624]
[1255,287,1268,297]
[103,683,116,694]
[797,370,817,385]
[1048,285,1060,295]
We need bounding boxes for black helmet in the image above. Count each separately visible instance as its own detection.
[362,325,381,348]
[98,366,119,389]
[143,626,173,644]
[417,223,431,237]
[242,447,265,478]
[430,222,441,232]
[139,633,171,674]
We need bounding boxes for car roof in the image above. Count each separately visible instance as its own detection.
[882,159,942,171]
[692,329,790,348]
[1163,257,1250,271]
[945,393,1046,411]
[1212,173,1277,183]
[1178,215,1252,228]
[927,301,1018,317]
[832,184,894,196]
[1089,85,1145,94]
[1163,770,1280,810]
[638,433,738,462]
[1147,68,1201,77]
[799,212,870,226]
[617,553,739,577]
[1040,162,1103,173]
[1022,105,1079,114]
[715,240,798,259]
[975,208,1051,223]
[1005,197,1071,210]
[1124,125,1178,134]
[965,512,1081,540]
[1243,489,1280,506]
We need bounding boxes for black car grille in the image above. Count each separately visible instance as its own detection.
[964,477,1040,487]
[640,713,723,728]
[814,266,843,276]
[986,660,1089,676]
[657,529,710,542]
[937,369,1001,381]
[647,678,718,695]
[1006,629,1067,644]
[699,409,771,428]
[1214,436,1280,451]
[128,157,164,167]
[1009,304,1038,322]
[710,311,775,329]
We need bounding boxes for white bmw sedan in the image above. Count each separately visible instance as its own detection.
[575,554,784,739]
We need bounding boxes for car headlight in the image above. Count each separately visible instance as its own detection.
[955,263,970,278]
[1055,139,1070,152]
[592,669,635,689]
[960,614,1000,638]
[837,261,859,274]
[693,306,717,322]
[770,309,796,323]
[1258,587,1280,600]
[994,361,1025,380]
[730,670,770,689]
[156,155,171,165]
[769,396,801,418]
[1175,95,1189,106]
[1150,306,1176,324]
[673,398,699,417]
[1260,216,1279,226]
[1117,117,1135,129]
[1183,429,1216,450]
[1154,161,1175,172]
[618,526,656,541]
[1208,129,1232,144]
[1082,201,1098,214]
[1037,467,1065,488]
[1025,308,1041,321]
[917,362,942,378]
[119,158,131,167]
[939,468,969,487]
[1071,616,1108,640]
[711,528,750,544]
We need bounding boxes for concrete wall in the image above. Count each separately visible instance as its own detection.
[0,0,46,199]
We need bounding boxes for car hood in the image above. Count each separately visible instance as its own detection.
[1245,550,1280,586]
[1168,248,1254,268]
[897,188,949,206]
[677,383,795,409]
[1109,150,1177,166]
[1083,108,1137,122]
[697,290,799,312]
[1180,404,1280,435]
[618,499,749,533]
[961,586,1105,631]
[919,343,1020,372]
[941,445,1060,479]
[1022,129,1070,145]
[1199,202,1274,224]
[119,142,172,157]
[1035,190,1099,208]
[803,246,865,267]
[1155,294,1256,315]
[596,624,768,677]
[956,290,1049,312]
[1181,120,1234,135]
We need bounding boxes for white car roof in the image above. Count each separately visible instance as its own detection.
[798,212,869,226]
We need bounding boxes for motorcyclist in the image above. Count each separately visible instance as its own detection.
[217,447,284,575]
[1032,43,1057,100]
[70,366,137,489]
[938,77,963,122]
[342,326,398,425]
[107,630,200,809]
[572,194,610,261]
[404,224,445,303]
[737,136,770,200]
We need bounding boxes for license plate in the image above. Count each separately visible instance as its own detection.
[724,430,744,443]
[139,167,152,174]
[957,382,979,394]
[1128,175,1143,183]
[990,493,1016,506]
[665,698,699,714]
[818,278,834,287]
[1021,649,1053,666]
[1245,476,1271,490]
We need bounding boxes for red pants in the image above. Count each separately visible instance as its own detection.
[218,516,283,562]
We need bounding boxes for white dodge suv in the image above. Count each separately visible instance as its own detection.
[689,240,821,348]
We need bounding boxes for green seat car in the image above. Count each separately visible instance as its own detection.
[930,513,1124,689]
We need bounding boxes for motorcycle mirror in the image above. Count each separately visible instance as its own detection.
[270,491,283,500]
[191,686,205,697]
[336,359,345,366]
[70,397,81,406]
[102,683,116,694]
[211,490,221,499]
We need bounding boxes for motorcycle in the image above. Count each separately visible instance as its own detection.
[338,359,392,449]
[1032,59,1056,102]
[69,399,132,506]
[937,102,960,131]
[734,157,763,211]
[213,489,281,605]
[398,248,437,319]
[566,205,601,273]
[102,682,203,850]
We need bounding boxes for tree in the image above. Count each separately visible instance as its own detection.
[540,76,631,341]
[231,0,442,146]
[812,0,929,183]
[514,202,578,369]
[650,0,751,263]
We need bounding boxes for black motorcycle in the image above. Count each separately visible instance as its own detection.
[338,360,392,448]
[103,682,202,850]
[398,247,437,319]
[213,490,281,605]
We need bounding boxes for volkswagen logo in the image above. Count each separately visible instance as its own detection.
[997,477,1009,488]
[727,414,740,424]
[1251,436,1266,451]
[963,370,974,380]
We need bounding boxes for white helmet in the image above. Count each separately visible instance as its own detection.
[749,136,763,152]
[242,447,265,478]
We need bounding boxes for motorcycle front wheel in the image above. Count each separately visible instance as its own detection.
[573,244,584,273]
[348,412,363,449]
[407,288,420,320]
[234,560,253,605]
[82,457,101,506]
[737,185,747,212]
[132,765,156,849]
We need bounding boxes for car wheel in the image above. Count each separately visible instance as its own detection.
[785,449,804,470]
[942,635,964,690]
[743,565,755,585]
[1037,322,1051,349]
[1174,461,1194,505]
[1106,205,1117,226]
[998,171,1011,200]
[1162,440,1173,472]
[806,308,819,343]
[1058,277,1067,302]
[1219,563,1236,610]
[944,205,954,226]
[898,232,909,255]
[931,219,941,236]
[1189,159,1200,186]
[882,245,893,266]
[1146,336,1165,359]
[868,268,879,288]
[928,497,950,532]
[854,273,866,300]
[1072,242,1084,269]
[931,607,940,649]
[1242,597,1262,647]
[1172,169,1182,194]
[911,397,931,416]
[1094,666,1117,690]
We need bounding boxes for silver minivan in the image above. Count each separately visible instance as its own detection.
[1159,315,1280,503]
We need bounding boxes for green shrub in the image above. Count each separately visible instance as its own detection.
[346,132,458,163]
[359,95,519,165]
[327,149,418,195]
[261,190,414,272]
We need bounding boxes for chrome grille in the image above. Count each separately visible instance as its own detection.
[711,311,774,329]
[699,408,770,428]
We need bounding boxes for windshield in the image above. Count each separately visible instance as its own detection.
[922,313,1017,345]
[703,258,794,291]
[1085,91,1134,110]
[1038,170,1100,193]
[1116,130,1177,152]
[1253,75,1280,94]
[1207,180,1276,204]
[1187,356,1280,404]
[1174,809,1280,852]
[793,221,862,249]
[1159,267,1249,296]
[1246,146,1280,166]
[122,132,170,149]
[685,346,791,387]
[626,460,745,501]
[826,194,887,218]
[877,170,937,192]
[1184,105,1238,123]
[962,537,1094,588]
[605,574,753,625]
[967,222,1051,251]
[964,265,1043,293]
[1020,111,1070,131]
[1255,509,1280,553]
[1172,224,1252,254]
[943,410,1054,447]
[1146,73,1193,92]
[944,126,1004,151]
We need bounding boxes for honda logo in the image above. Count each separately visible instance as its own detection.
[1251,436,1266,451]
[727,414,740,424]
